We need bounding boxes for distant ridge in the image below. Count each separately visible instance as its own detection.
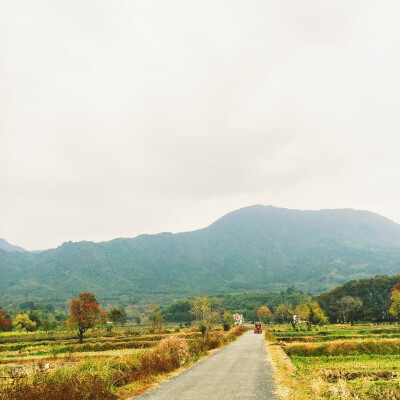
[0,238,26,253]
[1,205,400,305]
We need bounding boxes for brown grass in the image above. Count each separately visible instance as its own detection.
[0,374,118,400]
[265,341,303,400]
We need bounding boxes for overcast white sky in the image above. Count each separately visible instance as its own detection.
[1,0,400,250]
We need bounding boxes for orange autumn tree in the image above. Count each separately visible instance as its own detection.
[67,292,107,342]
[389,283,400,297]
[257,306,273,324]
[0,309,11,331]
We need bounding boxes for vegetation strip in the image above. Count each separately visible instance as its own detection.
[266,324,400,399]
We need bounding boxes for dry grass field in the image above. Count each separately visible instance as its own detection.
[266,324,400,400]
[0,325,248,399]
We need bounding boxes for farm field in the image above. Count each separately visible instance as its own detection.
[266,324,400,399]
[0,325,248,399]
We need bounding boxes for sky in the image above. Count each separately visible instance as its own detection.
[1,0,400,251]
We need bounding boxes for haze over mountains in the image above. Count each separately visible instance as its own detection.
[2,205,400,306]
[0,238,26,253]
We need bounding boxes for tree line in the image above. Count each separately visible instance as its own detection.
[164,275,400,327]
[1,274,400,338]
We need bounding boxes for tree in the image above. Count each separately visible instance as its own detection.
[389,289,400,320]
[295,298,327,330]
[257,306,273,324]
[0,310,11,331]
[41,315,57,332]
[337,296,363,325]
[67,292,107,342]
[223,311,235,331]
[389,283,400,297]
[109,308,127,326]
[162,299,195,324]
[134,315,141,325]
[28,310,42,330]
[191,296,219,336]
[274,302,296,328]
[13,313,36,331]
[148,304,163,333]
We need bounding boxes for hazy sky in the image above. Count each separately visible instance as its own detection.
[1,1,400,250]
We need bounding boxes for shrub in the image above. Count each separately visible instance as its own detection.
[139,335,190,375]
[157,335,189,364]
[204,334,221,350]
[230,326,248,336]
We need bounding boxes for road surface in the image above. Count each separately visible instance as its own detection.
[136,331,278,400]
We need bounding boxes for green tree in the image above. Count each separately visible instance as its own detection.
[148,304,163,333]
[223,311,235,331]
[191,296,219,336]
[274,302,296,327]
[337,296,363,325]
[109,308,127,326]
[295,298,327,330]
[28,310,42,330]
[163,299,195,324]
[41,315,57,332]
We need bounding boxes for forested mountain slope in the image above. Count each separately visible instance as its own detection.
[0,238,26,253]
[2,205,400,305]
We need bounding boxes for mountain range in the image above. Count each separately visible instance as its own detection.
[2,205,400,306]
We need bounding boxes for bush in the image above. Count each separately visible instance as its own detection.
[230,326,248,336]
[139,335,189,375]
[204,334,221,350]
[157,335,189,363]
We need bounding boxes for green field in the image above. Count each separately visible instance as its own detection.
[267,324,400,399]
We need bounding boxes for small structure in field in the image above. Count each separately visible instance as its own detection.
[233,313,244,325]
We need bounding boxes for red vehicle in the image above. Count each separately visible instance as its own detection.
[254,322,262,334]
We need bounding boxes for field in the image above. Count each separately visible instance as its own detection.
[266,324,400,399]
[0,325,248,399]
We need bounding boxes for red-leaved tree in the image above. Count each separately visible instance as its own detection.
[67,293,107,342]
[0,309,11,331]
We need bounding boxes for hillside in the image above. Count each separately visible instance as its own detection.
[2,205,400,306]
[0,238,26,253]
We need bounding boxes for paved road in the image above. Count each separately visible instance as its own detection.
[136,331,278,400]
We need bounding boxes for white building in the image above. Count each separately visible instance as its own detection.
[233,313,244,325]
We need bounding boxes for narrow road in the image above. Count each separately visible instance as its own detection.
[136,331,278,400]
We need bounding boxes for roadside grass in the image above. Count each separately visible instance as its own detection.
[0,325,249,399]
[265,323,400,399]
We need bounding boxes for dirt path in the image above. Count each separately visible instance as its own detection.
[135,331,278,400]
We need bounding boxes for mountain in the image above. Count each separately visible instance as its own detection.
[2,205,400,306]
[0,238,26,253]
